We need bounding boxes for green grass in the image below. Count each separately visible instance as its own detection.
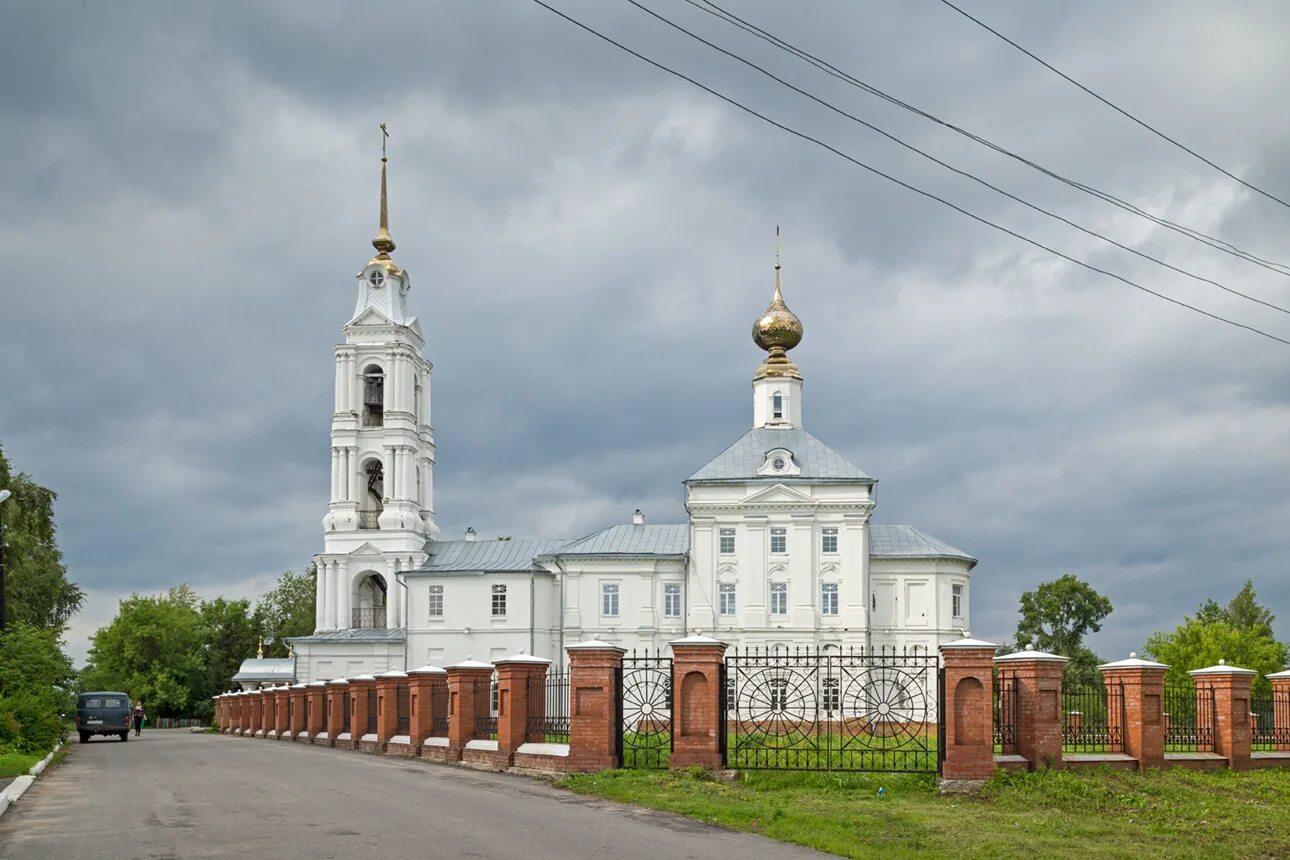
[0,751,42,778]
[560,766,1290,859]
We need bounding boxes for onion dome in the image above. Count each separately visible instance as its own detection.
[752,230,802,380]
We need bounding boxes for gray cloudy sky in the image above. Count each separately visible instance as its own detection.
[2,0,1288,664]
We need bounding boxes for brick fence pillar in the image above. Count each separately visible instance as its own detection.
[566,640,625,772]
[1191,661,1257,770]
[1271,670,1290,753]
[253,689,268,737]
[288,684,307,740]
[374,671,406,749]
[994,650,1068,770]
[274,686,290,739]
[940,638,999,785]
[239,692,253,735]
[350,674,378,751]
[669,634,727,770]
[446,659,495,758]
[408,665,448,746]
[305,682,326,742]
[326,678,350,748]
[1099,654,1167,768]
[494,654,550,758]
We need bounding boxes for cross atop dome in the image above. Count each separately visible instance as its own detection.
[752,226,803,382]
[367,122,401,277]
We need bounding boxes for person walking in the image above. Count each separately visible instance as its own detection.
[131,701,146,737]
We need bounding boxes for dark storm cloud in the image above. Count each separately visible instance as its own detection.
[1,0,1288,662]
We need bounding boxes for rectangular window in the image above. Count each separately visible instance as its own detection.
[719,528,736,554]
[490,583,507,617]
[821,677,840,712]
[821,527,838,554]
[663,583,681,618]
[718,582,737,616]
[769,581,788,616]
[821,582,839,616]
[428,584,443,617]
[770,527,787,554]
[601,582,620,618]
[952,584,963,619]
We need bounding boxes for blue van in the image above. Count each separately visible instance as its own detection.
[77,691,132,742]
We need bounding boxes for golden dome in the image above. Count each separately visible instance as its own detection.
[752,235,803,380]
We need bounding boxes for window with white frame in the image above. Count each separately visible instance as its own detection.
[772,392,784,420]
[428,584,443,617]
[663,583,681,618]
[601,582,620,618]
[821,527,838,554]
[719,528,735,554]
[490,584,507,617]
[718,582,737,616]
[770,527,787,554]
[769,581,788,616]
[821,582,839,616]
[952,583,963,619]
[821,676,840,712]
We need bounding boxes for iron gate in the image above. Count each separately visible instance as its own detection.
[724,647,940,773]
[617,651,673,768]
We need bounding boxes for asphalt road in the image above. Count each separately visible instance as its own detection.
[0,731,829,859]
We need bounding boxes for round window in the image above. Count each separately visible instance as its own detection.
[369,269,386,288]
[772,456,786,471]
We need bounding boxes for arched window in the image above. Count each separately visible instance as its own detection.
[772,392,783,420]
[362,365,385,427]
[359,460,383,529]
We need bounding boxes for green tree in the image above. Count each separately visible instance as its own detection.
[197,597,259,701]
[0,444,84,633]
[1014,574,1114,685]
[80,586,207,717]
[1144,581,1288,695]
[254,567,316,657]
[0,622,77,753]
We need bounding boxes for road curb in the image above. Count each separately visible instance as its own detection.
[0,740,64,822]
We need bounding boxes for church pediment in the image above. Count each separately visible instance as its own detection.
[740,483,817,507]
[348,306,395,328]
[348,541,385,557]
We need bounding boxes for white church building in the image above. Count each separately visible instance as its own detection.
[288,151,976,681]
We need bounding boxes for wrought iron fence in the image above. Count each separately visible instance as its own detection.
[994,669,1018,755]
[1063,680,1125,754]
[430,683,450,736]
[1163,681,1214,752]
[366,686,378,735]
[149,717,208,729]
[395,684,410,736]
[528,670,570,744]
[286,698,294,730]
[618,650,673,769]
[1252,687,1289,752]
[474,674,498,740]
[351,607,386,629]
[724,646,939,773]
[341,690,351,735]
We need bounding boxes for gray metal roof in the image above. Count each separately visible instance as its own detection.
[285,629,406,644]
[551,524,690,558]
[408,538,573,574]
[687,428,872,483]
[232,658,297,682]
[869,524,976,566]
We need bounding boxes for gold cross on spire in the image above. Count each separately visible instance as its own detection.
[372,122,396,257]
[380,122,389,161]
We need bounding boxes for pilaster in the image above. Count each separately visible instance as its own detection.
[1099,654,1168,768]
[669,635,727,770]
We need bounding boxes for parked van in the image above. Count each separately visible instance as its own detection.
[77,691,132,742]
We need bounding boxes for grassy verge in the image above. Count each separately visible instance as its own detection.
[0,751,42,778]
[560,766,1290,859]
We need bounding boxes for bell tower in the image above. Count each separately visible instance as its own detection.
[314,126,437,632]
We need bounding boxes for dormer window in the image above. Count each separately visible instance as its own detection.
[757,447,801,477]
[772,392,783,420]
[362,365,384,427]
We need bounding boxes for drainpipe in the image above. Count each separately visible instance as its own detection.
[529,566,536,657]
[397,570,409,671]
[553,557,566,668]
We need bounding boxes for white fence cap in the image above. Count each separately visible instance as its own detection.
[1268,668,1290,680]
[375,671,409,679]
[566,639,627,652]
[994,649,1069,664]
[1097,652,1167,671]
[1189,659,1258,677]
[940,637,999,650]
[408,665,448,675]
[494,652,552,665]
[446,658,495,670]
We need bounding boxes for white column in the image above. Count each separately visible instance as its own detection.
[389,352,402,413]
[335,561,350,630]
[329,448,339,503]
[345,353,357,413]
[315,559,327,632]
[383,447,395,500]
[386,560,401,630]
[333,354,345,413]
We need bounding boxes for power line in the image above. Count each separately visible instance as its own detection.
[937,0,1290,211]
[527,0,1290,347]
[625,0,1290,316]
[689,0,1290,278]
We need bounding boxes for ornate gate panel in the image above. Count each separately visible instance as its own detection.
[724,647,940,773]
[618,651,672,768]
